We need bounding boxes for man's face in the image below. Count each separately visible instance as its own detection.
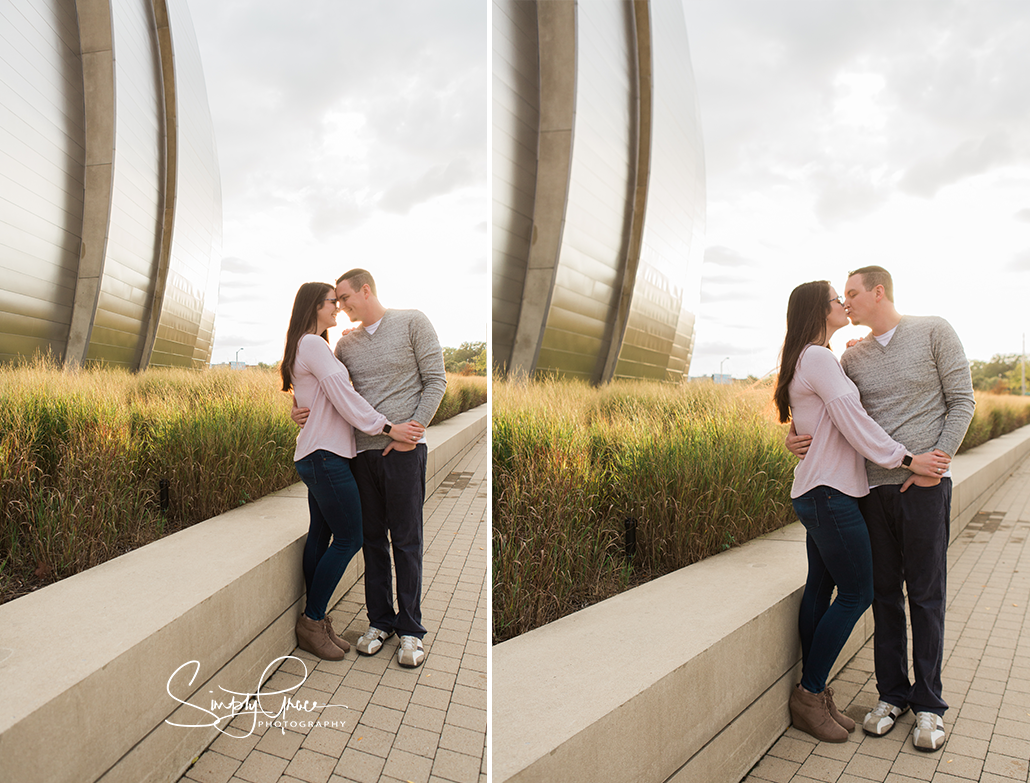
[335,279,367,324]
[843,274,876,326]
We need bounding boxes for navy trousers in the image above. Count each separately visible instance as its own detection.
[859,479,951,716]
[351,444,427,639]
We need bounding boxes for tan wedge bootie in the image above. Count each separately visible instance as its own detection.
[824,686,855,732]
[789,684,849,743]
[296,614,346,661]
[323,615,350,652]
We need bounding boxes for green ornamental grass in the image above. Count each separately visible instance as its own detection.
[0,358,485,604]
[492,378,1030,643]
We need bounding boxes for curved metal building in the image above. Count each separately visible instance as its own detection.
[492,0,705,382]
[0,0,222,370]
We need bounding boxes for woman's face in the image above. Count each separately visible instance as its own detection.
[826,286,849,331]
[315,292,339,333]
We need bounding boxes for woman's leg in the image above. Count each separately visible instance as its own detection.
[798,530,834,670]
[792,486,874,694]
[294,451,363,621]
[301,490,331,597]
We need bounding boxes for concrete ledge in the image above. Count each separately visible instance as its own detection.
[0,405,485,783]
[492,422,1030,783]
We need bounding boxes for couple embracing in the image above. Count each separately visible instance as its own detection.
[775,266,975,752]
[279,269,446,669]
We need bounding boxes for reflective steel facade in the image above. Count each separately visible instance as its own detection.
[0,0,221,369]
[492,0,705,382]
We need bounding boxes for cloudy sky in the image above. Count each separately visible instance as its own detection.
[680,0,1030,379]
[189,0,487,366]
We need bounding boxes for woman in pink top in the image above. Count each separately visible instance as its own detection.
[280,282,423,661]
[773,281,949,743]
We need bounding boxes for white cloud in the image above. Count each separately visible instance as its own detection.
[899,133,1015,197]
[1009,249,1030,272]
[681,0,1030,378]
[703,245,755,269]
[190,0,487,364]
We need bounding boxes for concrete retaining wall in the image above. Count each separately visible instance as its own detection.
[0,405,486,783]
[492,423,1030,783]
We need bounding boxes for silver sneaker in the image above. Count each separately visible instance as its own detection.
[397,635,425,668]
[912,711,945,752]
[863,700,908,735]
[355,626,393,656]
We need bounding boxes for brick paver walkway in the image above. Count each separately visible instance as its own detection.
[745,453,1030,783]
[180,435,487,783]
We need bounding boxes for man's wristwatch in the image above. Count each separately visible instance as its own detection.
[902,454,913,467]
[383,423,392,435]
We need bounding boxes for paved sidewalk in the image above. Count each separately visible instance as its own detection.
[745,453,1030,783]
[180,436,487,783]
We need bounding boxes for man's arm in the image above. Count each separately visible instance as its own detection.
[290,395,310,427]
[932,319,975,457]
[785,420,812,459]
[409,312,447,426]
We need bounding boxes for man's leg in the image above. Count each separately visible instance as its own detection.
[382,444,427,639]
[860,487,912,709]
[352,450,397,635]
[900,479,951,717]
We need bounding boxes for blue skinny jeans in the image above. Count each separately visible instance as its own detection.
[792,485,874,694]
[294,450,363,622]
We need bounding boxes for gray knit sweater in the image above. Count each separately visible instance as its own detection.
[840,315,975,487]
[334,309,447,452]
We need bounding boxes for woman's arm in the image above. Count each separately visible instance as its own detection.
[824,395,949,476]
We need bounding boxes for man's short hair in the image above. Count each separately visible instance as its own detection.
[337,268,377,297]
[848,265,893,302]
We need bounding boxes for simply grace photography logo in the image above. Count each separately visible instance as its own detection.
[164,656,348,736]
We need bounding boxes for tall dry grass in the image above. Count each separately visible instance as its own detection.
[431,374,487,425]
[958,392,1030,452]
[492,378,799,642]
[0,359,484,603]
[493,379,1030,643]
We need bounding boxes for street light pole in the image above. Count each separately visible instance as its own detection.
[720,356,729,377]
[235,348,244,367]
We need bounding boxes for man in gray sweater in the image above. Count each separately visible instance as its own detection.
[789,266,974,752]
[294,269,447,668]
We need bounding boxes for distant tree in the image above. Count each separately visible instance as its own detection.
[443,341,486,376]
[969,354,1025,394]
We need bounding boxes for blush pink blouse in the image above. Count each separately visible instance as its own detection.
[789,344,908,498]
[291,334,388,460]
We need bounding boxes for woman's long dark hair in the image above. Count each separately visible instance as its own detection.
[280,282,332,392]
[774,280,832,423]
